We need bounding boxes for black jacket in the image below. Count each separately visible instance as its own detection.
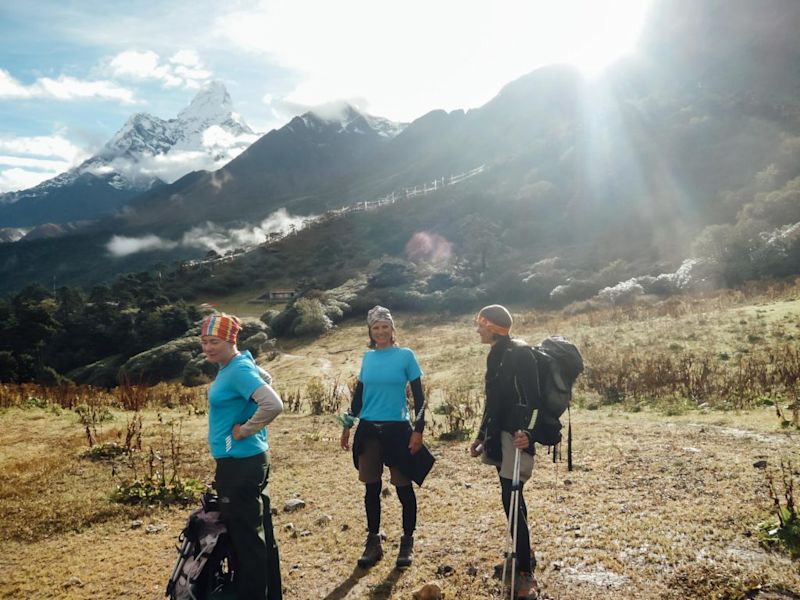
[478,337,541,460]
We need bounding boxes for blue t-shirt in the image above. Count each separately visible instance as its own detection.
[208,351,269,459]
[358,347,423,422]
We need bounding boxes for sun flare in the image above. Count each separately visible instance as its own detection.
[520,0,652,76]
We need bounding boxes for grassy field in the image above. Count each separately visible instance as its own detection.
[1,286,799,599]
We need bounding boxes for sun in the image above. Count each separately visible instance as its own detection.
[529,0,652,76]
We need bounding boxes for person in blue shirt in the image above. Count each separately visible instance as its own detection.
[201,312,284,600]
[339,305,431,570]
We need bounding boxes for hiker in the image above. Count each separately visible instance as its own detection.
[200,312,284,600]
[469,304,540,598]
[339,305,434,569]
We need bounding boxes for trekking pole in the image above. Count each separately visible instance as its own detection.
[165,534,192,597]
[502,446,522,599]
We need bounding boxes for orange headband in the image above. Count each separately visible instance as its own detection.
[477,315,510,336]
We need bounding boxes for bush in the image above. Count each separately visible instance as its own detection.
[237,317,270,341]
[36,365,69,386]
[269,306,298,337]
[112,477,204,506]
[292,298,333,336]
[260,309,280,325]
[427,272,457,292]
[759,459,800,559]
[239,332,270,358]
[0,351,17,382]
[596,279,645,306]
[368,260,415,288]
[120,337,200,385]
[182,355,216,387]
[437,286,487,312]
[550,279,601,306]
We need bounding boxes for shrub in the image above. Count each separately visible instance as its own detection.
[112,418,204,506]
[759,459,800,558]
[269,306,299,337]
[260,309,280,325]
[437,286,487,312]
[550,279,600,306]
[182,355,216,387]
[0,351,17,382]
[597,279,645,306]
[292,298,333,336]
[83,442,127,461]
[119,337,200,385]
[239,332,270,358]
[304,375,347,415]
[427,272,457,293]
[368,260,415,288]
[112,477,204,506]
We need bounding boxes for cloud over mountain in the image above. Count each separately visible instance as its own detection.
[0,81,258,227]
[0,68,135,103]
[107,50,213,89]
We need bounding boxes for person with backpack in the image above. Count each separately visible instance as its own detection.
[201,312,284,600]
[469,304,540,599]
[339,305,434,570]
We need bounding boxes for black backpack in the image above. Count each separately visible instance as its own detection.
[166,493,236,600]
[503,336,584,471]
[531,336,584,470]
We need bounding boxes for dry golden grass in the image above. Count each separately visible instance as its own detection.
[2,288,800,599]
[3,407,799,599]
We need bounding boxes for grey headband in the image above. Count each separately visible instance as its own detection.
[367,305,394,327]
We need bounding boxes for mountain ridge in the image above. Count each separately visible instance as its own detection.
[0,81,255,229]
[1,0,799,298]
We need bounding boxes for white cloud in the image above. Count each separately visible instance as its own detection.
[0,69,31,97]
[108,49,212,89]
[201,125,259,156]
[105,208,311,256]
[170,49,202,67]
[0,135,87,160]
[0,168,56,194]
[0,68,136,103]
[0,134,90,193]
[181,209,311,254]
[0,155,71,171]
[83,127,258,185]
[109,50,161,79]
[107,234,178,256]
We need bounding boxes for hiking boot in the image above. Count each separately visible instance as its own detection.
[512,571,540,599]
[357,533,383,568]
[494,557,536,579]
[395,534,414,569]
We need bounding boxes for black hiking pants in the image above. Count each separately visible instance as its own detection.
[499,474,536,572]
[215,452,282,600]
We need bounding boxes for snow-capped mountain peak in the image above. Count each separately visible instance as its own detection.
[0,82,260,228]
[297,102,406,138]
[178,81,234,125]
[102,81,254,160]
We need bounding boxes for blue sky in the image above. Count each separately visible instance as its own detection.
[0,0,651,193]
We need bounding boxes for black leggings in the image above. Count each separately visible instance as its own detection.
[499,475,535,571]
[364,481,417,536]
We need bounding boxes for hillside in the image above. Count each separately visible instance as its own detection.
[2,0,800,296]
[2,287,799,599]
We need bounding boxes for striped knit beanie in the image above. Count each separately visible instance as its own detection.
[200,313,241,344]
